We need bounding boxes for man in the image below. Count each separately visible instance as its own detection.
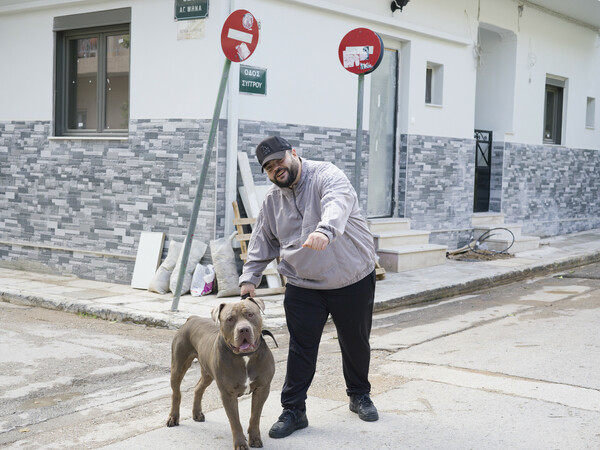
[239,135,379,439]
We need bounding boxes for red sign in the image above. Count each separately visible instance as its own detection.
[338,28,384,75]
[220,10,259,62]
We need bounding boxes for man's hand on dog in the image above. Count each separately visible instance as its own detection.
[240,282,255,298]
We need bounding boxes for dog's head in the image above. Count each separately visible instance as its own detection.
[211,297,265,354]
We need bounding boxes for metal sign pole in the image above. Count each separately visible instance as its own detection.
[338,28,383,202]
[171,58,232,312]
[355,73,364,200]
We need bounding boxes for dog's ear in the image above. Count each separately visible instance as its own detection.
[246,297,265,314]
[211,303,226,324]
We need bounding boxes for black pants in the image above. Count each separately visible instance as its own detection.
[281,270,376,409]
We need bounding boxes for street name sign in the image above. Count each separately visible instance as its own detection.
[239,65,266,95]
[175,0,209,20]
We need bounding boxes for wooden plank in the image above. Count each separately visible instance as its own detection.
[131,232,165,289]
[235,233,253,242]
[237,152,261,217]
[232,218,256,226]
[237,153,281,289]
[262,268,279,276]
[232,201,247,256]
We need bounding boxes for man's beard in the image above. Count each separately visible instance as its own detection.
[271,159,299,188]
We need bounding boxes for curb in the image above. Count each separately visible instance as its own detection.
[372,250,600,312]
[0,287,183,329]
[3,250,600,329]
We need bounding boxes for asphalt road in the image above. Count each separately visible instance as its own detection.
[2,263,600,449]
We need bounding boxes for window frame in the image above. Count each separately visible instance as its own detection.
[425,61,444,106]
[586,97,596,129]
[53,8,131,138]
[543,77,565,145]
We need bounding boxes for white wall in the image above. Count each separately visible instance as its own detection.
[477,0,600,149]
[0,9,55,121]
[1,0,598,149]
[404,36,477,139]
[516,8,599,148]
[475,26,517,137]
[129,0,229,120]
[235,0,365,130]
[0,0,238,122]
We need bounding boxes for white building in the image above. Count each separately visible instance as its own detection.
[1,0,599,283]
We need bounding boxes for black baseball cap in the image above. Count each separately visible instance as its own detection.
[255,136,292,172]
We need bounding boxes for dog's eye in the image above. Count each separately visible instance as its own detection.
[247,312,254,318]
[226,316,234,322]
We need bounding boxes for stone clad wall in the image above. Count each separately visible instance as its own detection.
[401,134,476,248]
[237,120,369,212]
[2,119,599,282]
[502,143,600,237]
[489,140,504,213]
[0,119,224,283]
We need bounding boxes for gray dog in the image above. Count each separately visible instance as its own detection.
[166,297,275,449]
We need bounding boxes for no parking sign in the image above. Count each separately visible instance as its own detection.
[338,28,384,75]
[220,9,259,62]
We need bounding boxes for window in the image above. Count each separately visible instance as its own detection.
[543,77,566,145]
[425,62,443,105]
[54,8,130,136]
[586,97,596,129]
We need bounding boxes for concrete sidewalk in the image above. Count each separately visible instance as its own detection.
[1,228,600,330]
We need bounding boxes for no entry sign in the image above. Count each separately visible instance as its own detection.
[220,9,259,62]
[338,28,383,75]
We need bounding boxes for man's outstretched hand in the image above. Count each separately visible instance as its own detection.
[302,232,329,251]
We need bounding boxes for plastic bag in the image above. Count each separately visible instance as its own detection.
[190,263,215,297]
[210,232,241,298]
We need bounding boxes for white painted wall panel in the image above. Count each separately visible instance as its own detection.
[0,10,54,121]
[0,0,597,148]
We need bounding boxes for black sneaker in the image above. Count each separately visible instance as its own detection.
[349,394,379,422]
[268,407,309,438]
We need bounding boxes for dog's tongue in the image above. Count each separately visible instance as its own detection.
[240,341,251,351]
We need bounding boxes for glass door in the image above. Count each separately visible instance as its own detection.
[367,48,398,217]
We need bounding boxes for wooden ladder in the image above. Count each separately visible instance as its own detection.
[232,201,286,296]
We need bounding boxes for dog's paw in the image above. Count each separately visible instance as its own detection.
[248,435,263,448]
[193,411,205,422]
[166,415,179,427]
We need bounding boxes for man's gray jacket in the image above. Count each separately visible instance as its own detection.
[239,158,377,290]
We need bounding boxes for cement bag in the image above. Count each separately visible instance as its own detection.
[210,232,240,298]
[148,241,182,294]
[190,263,215,297]
[169,239,208,295]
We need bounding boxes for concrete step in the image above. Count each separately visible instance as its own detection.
[368,218,411,234]
[474,224,523,239]
[377,244,447,273]
[477,235,540,254]
[471,212,505,227]
[373,230,430,248]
